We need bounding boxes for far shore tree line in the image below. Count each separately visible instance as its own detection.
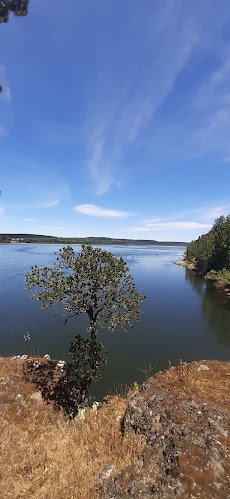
[185,215,230,282]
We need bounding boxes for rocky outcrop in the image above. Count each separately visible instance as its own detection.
[96,361,230,498]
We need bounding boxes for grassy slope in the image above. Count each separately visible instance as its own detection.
[1,357,230,497]
[0,357,145,498]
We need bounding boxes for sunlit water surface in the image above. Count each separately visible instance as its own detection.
[1,244,230,399]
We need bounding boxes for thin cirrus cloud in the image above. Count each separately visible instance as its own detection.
[74,204,132,218]
[190,54,230,157]
[85,8,199,195]
[129,221,212,232]
[41,200,60,208]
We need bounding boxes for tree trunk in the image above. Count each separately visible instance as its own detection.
[88,307,97,343]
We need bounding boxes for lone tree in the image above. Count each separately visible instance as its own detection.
[25,245,145,407]
[25,245,145,342]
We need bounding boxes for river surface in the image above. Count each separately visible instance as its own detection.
[1,244,230,399]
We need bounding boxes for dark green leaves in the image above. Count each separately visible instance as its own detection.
[0,0,29,23]
[25,244,146,336]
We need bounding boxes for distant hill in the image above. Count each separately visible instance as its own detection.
[0,233,188,246]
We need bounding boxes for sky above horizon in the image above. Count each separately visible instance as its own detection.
[1,0,230,242]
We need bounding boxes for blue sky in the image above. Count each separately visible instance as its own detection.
[1,0,230,242]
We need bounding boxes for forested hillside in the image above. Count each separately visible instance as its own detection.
[0,234,187,246]
[185,216,230,281]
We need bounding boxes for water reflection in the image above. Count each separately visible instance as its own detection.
[185,268,206,296]
[185,268,230,346]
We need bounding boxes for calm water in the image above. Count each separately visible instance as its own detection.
[1,244,230,399]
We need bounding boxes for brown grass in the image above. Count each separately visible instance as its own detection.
[0,357,146,498]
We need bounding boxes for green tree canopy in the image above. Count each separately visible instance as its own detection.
[0,0,29,23]
[25,245,145,343]
[185,215,230,275]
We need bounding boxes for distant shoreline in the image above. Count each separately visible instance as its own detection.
[0,234,188,247]
[1,242,188,248]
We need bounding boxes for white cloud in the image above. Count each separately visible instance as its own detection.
[41,200,60,207]
[129,221,212,232]
[128,226,152,232]
[0,207,5,216]
[191,54,230,156]
[144,217,162,224]
[85,5,199,194]
[74,204,132,218]
[178,204,230,223]
[88,135,112,195]
[201,205,230,221]
[39,226,66,230]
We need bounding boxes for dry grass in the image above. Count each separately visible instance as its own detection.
[1,358,230,498]
[0,357,146,499]
[152,359,230,412]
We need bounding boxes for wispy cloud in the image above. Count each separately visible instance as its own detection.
[85,3,199,194]
[191,54,230,157]
[128,202,228,235]
[41,200,60,208]
[129,221,212,232]
[87,129,113,195]
[177,204,230,223]
[74,204,132,218]
[39,225,66,230]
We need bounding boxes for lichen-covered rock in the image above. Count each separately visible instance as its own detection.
[97,361,230,498]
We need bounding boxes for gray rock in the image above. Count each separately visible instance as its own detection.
[57,360,66,369]
[92,401,100,412]
[197,364,209,371]
[76,408,86,421]
[33,361,41,369]
[98,464,116,480]
[15,393,24,405]
[0,377,10,385]
[11,356,21,362]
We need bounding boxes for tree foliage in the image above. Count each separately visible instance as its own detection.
[185,215,230,275]
[25,244,145,342]
[0,0,29,23]
[66,334,107,405]
[25,245,145,406]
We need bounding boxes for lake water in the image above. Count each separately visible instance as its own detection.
[1,244,230,400]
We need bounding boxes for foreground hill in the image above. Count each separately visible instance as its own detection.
[0,233,187,246]
[0,356,229,497]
